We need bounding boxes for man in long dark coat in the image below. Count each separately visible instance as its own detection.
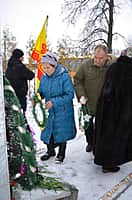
[94,52,132,173]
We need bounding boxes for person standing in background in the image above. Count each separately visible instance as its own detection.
[74,44,111,152]
[5,48,35,113]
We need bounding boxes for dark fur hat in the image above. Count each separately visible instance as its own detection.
[12,49,24,59]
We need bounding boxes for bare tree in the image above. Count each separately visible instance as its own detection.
[26,35,35,69]
[2,27,17,71]
[62,0,130,53]
[127,35,132,46]
[26,35,35,57]
[57,35,84,59]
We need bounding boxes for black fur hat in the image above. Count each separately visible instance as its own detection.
[12,49,24,59]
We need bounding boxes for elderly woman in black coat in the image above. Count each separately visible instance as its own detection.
[5,49,34,112]
[94,52,132,173]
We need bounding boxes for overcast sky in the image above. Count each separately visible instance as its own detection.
[0,0,80,52]
[0,0,132,53]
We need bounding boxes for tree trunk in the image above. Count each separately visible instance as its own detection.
[107,0,114,53]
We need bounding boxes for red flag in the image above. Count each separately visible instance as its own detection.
[31,16,48,91]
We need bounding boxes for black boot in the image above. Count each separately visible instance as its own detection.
[86,144,92,152]
[40,151,56,161]
[55,142,66,163]
[102,166,120,173]
[55,155,64,164]
[41,136,56,161]
[85,116,94,153]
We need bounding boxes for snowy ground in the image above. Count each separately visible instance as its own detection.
[26,96,132,200]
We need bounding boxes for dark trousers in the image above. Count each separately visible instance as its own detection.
[47,135,66,159]
[18,96,27,112]
[85,115,94,146]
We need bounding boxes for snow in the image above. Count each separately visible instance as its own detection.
[119,186,132,200]
[26,95,132,200]
[37,136,132,200]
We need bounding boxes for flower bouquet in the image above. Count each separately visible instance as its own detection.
[78,96,91,130]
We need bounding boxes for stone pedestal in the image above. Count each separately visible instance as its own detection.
[0,45,10,199]
[14,183,78,200]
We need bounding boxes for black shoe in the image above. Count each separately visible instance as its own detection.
[102,166,120,173]
[86,144,92,152]
[55,155,64,164]
[40,152,56,161]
